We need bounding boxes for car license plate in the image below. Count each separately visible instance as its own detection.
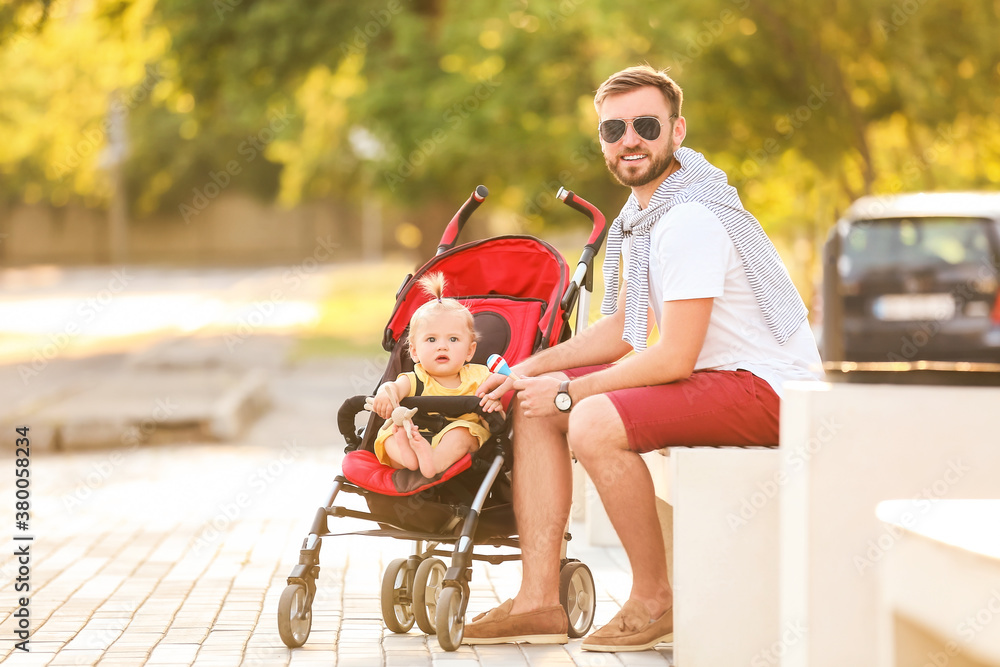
[872,294,956,321]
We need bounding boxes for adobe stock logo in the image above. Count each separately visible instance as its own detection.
[339,0,410,56]
[853,459,971,575]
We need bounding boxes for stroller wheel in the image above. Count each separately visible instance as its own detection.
[412,557,447,635]
[277,584,312,647]
[434,585,465,651]
[380,557,416,633]
[559,560,596,638]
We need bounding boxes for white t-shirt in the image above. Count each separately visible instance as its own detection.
[621,201,824,398]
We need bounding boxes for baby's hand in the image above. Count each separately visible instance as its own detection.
[477,373,513,411]
[480,395,504,413]
[371,383,399,419]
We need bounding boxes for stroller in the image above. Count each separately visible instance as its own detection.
[277,185,608,651]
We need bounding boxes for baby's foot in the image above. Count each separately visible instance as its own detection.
[390,425,419,471]
[409,430,438,479]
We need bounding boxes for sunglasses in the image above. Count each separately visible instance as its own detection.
[599,114,677,143]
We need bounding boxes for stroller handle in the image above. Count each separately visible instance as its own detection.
[338,394,506,451]
[557,188,608,316]
[437,185,489,255]
[558,187,608,251]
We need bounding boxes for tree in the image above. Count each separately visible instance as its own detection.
[2,0,998,267]
[0,0,53,48]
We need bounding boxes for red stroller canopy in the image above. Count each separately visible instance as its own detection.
[383,236,570,362]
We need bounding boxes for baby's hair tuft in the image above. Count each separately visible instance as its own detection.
[408,272,478,344]
[418,272,447,303]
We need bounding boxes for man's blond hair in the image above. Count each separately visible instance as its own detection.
[594,65,683,118]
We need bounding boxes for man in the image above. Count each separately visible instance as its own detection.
[467,65,823,652]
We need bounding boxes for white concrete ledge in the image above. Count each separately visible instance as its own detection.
[878,499,1000,667]
[670,447,783,667]
[779,381,1000,667]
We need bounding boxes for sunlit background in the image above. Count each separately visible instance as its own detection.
[2,6,999,665]
[1,0,999,346]
[5,3,1000,246]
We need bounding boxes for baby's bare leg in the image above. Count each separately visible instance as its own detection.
[412,426,478,479]
[384,425,419,471]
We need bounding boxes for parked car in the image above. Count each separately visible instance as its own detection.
[822,192,1000,365]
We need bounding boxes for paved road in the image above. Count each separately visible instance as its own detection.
[0,435,672,665]
[0,265,673,666]
[0,264,343,364]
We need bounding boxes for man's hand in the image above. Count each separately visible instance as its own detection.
[512,376,564,418]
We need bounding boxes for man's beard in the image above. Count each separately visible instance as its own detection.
[606,139,675,188]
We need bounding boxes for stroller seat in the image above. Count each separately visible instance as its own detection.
[341,392,506,497]
[342,449,475,497]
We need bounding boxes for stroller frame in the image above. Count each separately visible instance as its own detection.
[278,185,608,651]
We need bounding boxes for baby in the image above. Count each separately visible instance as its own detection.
[370,272,511,478]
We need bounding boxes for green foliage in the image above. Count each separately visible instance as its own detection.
[0,0,53,48]
[2,0,1000,259]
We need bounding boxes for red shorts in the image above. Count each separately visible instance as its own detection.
[563,366,780,454]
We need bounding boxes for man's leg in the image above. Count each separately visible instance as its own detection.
[567,394,672,618]
[508,382,573,614]
[565,372,779,650]
[462,373,573,644]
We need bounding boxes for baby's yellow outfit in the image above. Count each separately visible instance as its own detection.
[373,363,493,468]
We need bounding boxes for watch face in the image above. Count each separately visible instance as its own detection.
[555,392,572,411]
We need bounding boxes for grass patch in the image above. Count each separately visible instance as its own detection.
[290,335,384,360]
[290,259,412,360]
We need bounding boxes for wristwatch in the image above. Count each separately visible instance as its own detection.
[554,380,573,413]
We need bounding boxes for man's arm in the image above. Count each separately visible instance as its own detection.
[517,285,633,377]
[476,286,632,406]
[512,296,713,418]
[571,296,712,398]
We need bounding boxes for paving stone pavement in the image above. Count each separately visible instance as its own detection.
[1,354,674,667]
